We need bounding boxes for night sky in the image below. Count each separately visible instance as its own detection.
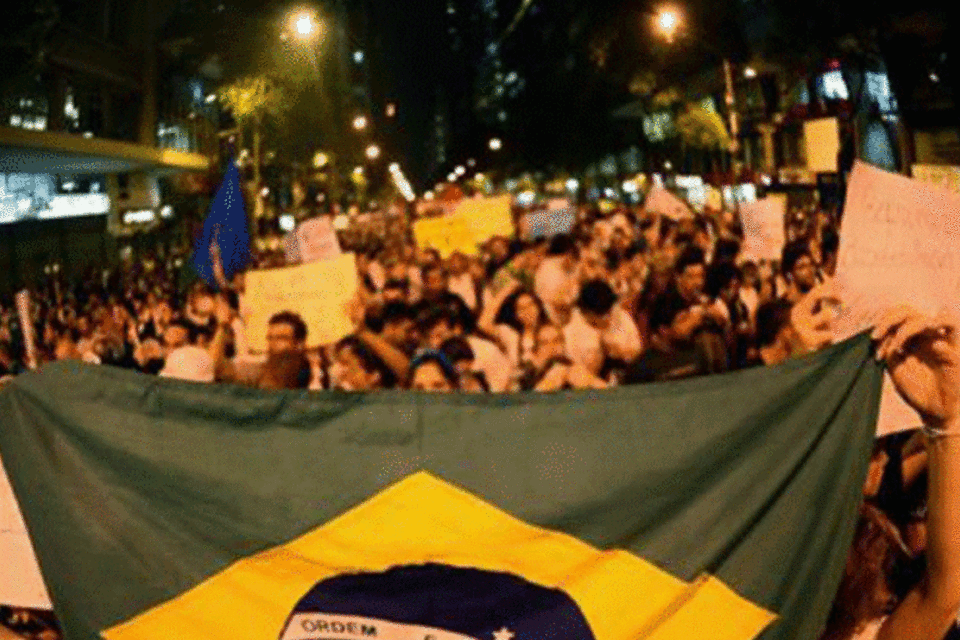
[1,0,957,188]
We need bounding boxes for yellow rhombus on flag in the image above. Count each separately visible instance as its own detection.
[103,472,775,640]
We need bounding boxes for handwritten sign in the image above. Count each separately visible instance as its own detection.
[644,187,693,220]
[243,253,359,351]
[738,195,787,262]
[835,161,960,434]
[912,164,960,194]
[0,453,52,608]
[804,117,840,173]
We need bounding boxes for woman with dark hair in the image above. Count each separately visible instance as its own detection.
[408,350,459,392]
[478,280,550,375]
[820,308,960,640]
[330,336,395,391]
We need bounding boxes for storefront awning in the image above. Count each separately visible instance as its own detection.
[0,126,209,176]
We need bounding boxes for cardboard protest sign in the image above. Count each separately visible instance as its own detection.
[644,187,693,220]
[912,164,960,194]
[0,452,52,608]
[413,214,468,257]
[737,195,787,262]
[455,195,514,243]
[835,161,960,434]
[521,207,576,239]
[804,118,840,173]
[415,196,514,257]
[285,217,342,265]
[243,253,359,351]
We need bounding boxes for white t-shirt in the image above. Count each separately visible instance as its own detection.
[495,324,537,368]
[535,258,578,324]
[563,306,643,375]
[467,335,513,393]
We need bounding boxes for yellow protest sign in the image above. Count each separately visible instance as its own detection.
[414,196,514,256]
[456,195,514,241]
[413,214,469,257]
[803,118,840,173]
[242,253,358,351]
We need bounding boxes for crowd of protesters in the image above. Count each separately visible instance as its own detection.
[0,196,843,392]
[0,186,958,640]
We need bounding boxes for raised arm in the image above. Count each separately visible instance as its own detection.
[874,309,960,640]
[477,278,521,342]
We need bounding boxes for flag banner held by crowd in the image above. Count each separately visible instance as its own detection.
[911,164,960,194]
[0,335,884,640]
[0,452,52,609]
[242,253,359,351]
[835,160,960,434]
[520,207,576,239]
[738,196,787,262]
[643,188,693,220]
[285,217,343,265]
[191,161,251,289]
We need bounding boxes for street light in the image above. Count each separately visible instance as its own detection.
[489,138,502,151]
[290,11,320,40]
[365,144,381,160]
[654,7,681,43]
[353,115,368,131]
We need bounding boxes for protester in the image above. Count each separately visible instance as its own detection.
[821,308,960,640]
[2,173,956,640]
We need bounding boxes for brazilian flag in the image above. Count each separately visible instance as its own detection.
[0,334,884,640]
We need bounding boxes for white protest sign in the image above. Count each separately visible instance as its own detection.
[521,207,576,239]
[0,453,53,608]
[644,187,693,220]
[738,195,787,262]
[912,164,960,194]
[835,161,960,435]
[292,217,342,264]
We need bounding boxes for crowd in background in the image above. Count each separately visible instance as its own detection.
[0,187,957,640]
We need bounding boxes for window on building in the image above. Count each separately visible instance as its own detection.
[817,70,849,101]
[643,112,675,142]
[864,71,898,114]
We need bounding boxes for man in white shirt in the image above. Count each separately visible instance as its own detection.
[563,280,643,377]
[534,235,580,325]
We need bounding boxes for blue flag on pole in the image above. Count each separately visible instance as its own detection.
[191,161,251,289]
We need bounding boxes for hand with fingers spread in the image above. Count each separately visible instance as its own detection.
[872,307,960,428]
